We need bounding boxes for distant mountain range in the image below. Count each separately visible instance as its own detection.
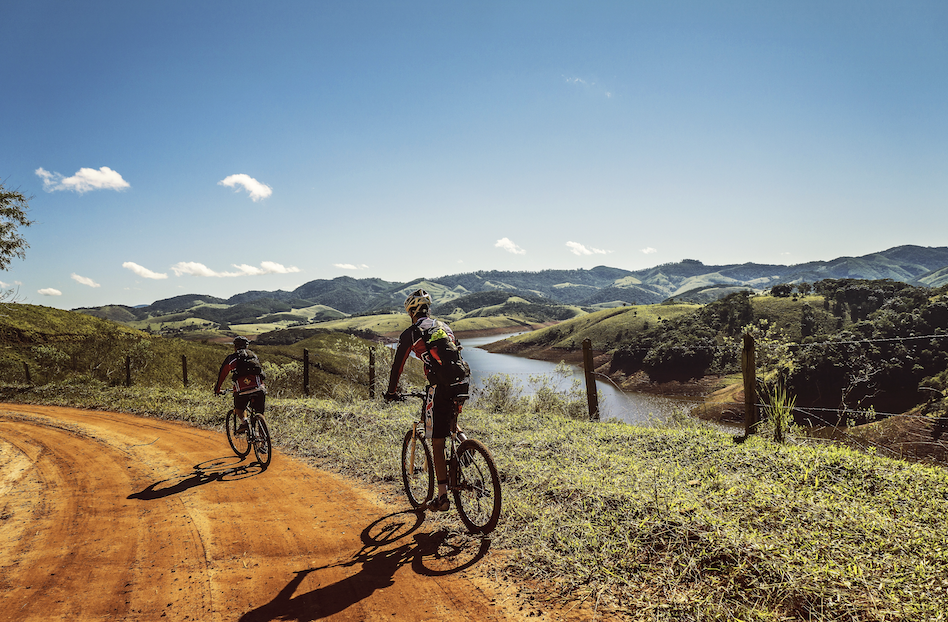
[77,245,948,323]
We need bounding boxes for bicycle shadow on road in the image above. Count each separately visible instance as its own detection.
[127,456,267,501]
[238,510,492,622]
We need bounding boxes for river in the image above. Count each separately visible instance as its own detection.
[459,334,699,426]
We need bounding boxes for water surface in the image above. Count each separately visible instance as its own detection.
[460,334,699,426]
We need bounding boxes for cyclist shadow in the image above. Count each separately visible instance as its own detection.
[238,509,492,622]
[127,456,267,501]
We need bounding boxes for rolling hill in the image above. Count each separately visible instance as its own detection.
[75,245,948,330]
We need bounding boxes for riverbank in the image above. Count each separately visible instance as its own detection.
[480,338,734,397]
[476,332,948,466]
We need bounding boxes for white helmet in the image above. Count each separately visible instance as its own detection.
[404,289,432,315]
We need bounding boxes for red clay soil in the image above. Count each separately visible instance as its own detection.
[0,405,601,622]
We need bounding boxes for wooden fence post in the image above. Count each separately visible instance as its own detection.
[181,354,188,387]
[126,355,132,388]
[582,338,600,421]
[742,334,758,436]
[303,349,310,396]
[369,348,376,399]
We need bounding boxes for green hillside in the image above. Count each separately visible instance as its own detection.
[74,245,948,335]
[0,303,393,398]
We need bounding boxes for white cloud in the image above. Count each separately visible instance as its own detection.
[71,273,101,288]
[566,241,611,256]
[260,261,300,274]
[333,263,370,270]
[38,288,62,296]
[641,247,658,255]
[171,261,300,277]
[218,174,272,201]
[495,238,526,255]
[35,166,130,193]
[123,261,169,280]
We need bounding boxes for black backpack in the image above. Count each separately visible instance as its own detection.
[417,319,470,400]
[233,348,264,378]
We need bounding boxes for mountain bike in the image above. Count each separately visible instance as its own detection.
[397,390,501,534]
[222,391,272,469]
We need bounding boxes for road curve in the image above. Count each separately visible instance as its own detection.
[0,404,528,622]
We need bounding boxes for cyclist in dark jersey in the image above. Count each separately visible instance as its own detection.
[214,336,267,434]
[385,289,468,512]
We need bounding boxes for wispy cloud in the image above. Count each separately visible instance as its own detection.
[71,273,101,288]
[333,263,370,270]
[123,262,169,280]
[171,261,299,277]
[39,288,62,296]
[641,247,658,255]
[495,238,526,255]
[563,75,612,98]
[36,166,130,193]
[566,241,611,256]
[218,174,272,201]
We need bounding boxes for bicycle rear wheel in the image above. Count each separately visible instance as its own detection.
[401,428,434,508]
[251,416,272,469]
[226,409,251,458]
[451,439,501,534]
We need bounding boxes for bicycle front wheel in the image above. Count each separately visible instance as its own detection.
[226,409,251,458]
[451,439,501,534]
[401,428,434,508]
[251,416,272,469]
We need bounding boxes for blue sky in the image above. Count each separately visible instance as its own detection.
[3,1,946,310]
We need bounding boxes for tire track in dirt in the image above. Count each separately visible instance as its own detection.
[0,404,535,622]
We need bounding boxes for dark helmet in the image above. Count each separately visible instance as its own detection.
[404,289,432,315]
[233,336,250,349]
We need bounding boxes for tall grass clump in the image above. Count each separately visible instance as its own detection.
[759,380,798,444]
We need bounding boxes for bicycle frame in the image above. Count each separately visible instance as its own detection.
[398,389,501,534]
[223,390,272,469]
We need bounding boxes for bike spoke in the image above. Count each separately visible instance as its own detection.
[451,439,501,534]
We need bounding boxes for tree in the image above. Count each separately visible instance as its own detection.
[1,181,33,271]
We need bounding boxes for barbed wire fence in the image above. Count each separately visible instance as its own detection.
[6,328,947,467]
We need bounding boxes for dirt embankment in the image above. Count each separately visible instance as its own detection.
[0,404,606,622]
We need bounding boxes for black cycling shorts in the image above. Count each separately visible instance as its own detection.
[235,391,265,415]
[430,385,460,439]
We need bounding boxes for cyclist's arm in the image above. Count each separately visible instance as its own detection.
[386,332,414,396]
[214,355,236,394]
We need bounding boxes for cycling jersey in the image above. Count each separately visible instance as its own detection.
[215,351,267,395]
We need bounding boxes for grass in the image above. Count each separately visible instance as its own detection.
[750,295,845,342]
[504,304,702,351]
[4,381,948,621]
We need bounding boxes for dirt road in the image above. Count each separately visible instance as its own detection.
[0,404,536,622]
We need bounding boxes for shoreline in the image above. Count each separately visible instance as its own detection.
[479,335,746,425]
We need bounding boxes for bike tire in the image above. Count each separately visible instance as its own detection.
[451,439,502,534]
[252,416,272,469]
[226,409,251,458]
[401,428,434,508]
